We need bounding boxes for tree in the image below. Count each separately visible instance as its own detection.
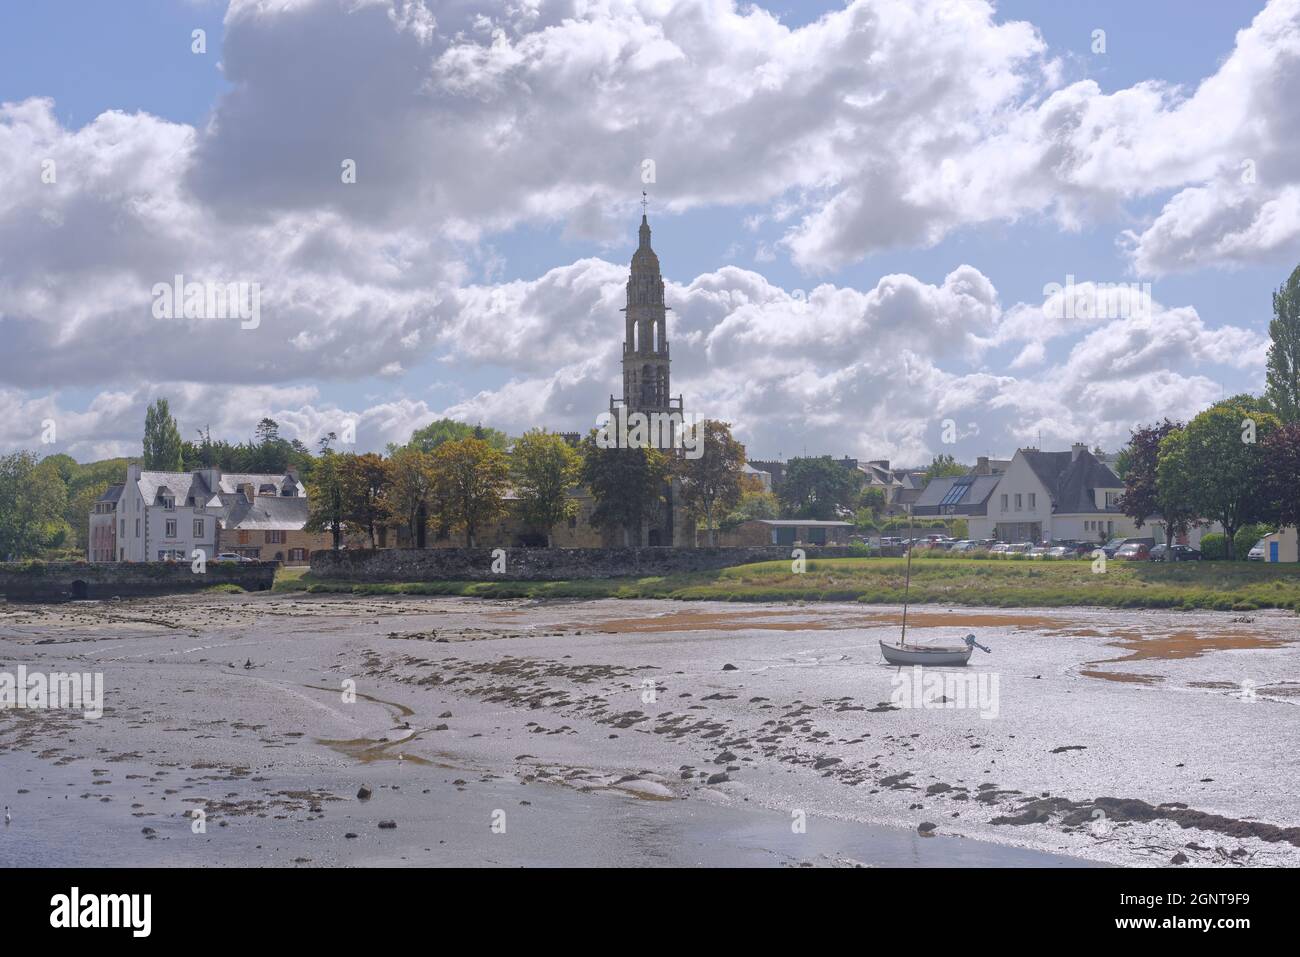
[723,489,779,528]
[1118,419,1189,547]
[383,447,436,547]
[511,430,581,546]
[676,420,745,546]
[1265,263,1300,423]
[429,438,510,547]
[305,451,346,551]
[579,433,669,546]
[338,453,391,548]
[1262,423,1300,532]
[923,453,966,482]
[778,456,862,520]
[0,452,68,560]
[143,399,184,471]
[1157,401,1279,559]
[404,418,509,454]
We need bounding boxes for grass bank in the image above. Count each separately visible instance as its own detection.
[273,557,1300,612]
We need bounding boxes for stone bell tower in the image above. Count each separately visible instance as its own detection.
[619,207,680,417]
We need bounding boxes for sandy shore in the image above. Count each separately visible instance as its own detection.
[1,592,1297,867]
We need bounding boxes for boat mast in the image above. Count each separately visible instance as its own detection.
[900,503,914,645]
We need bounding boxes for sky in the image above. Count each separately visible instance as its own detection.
[1,0,1297,466]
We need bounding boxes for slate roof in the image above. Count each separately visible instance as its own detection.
[911,473,1002,515]
[135,470,213,506]
[221,495,310,531]
[218,472,303,496]
[96,484,123,504]
[1020,449,1123,514]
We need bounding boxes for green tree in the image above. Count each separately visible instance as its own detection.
[923,453,966,482]
[403,418,509,454]
[382,447,436,547]
[0,452,68,559]
[511,430,581,546]
[677,420,746,546]
[305,451,346,551]
[1265,264,1300,423]
[778,456,862,520]
[1157,401,1279,559]
[579,434,669,546]
[338,452,392,548]
[1118,420,1190,547]
[723,489,779,528]
[142,399,184,471]
[430,438,510,547]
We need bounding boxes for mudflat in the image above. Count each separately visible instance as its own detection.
[1,592,1296,867]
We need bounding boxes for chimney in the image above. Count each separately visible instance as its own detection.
[976,456,989,474]
[1071,442,1087,461]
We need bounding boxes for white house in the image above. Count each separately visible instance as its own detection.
[99,465,306,563]
[967,444,1138,543]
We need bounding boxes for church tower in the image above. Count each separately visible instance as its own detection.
[617,207,681,418]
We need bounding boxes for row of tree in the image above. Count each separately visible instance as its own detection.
[1119,396,1299,559]
[304,420,751,548]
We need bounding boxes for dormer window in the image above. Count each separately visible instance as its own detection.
[162,496,175,510]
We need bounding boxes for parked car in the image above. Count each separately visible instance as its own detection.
[1114,542,1151,561]
[1045,545,1074,559]
[1150,544,1202,562]
[1248,539,1269,561]
[989,543,1010,554]
[1101,536,1155,558]
[1027,545,1050,558]
[949,540,978,553]
[1002,542,1033,555]
[215,552,256,563]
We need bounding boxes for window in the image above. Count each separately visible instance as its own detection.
[1014,493,1023,510]
[163,496,175,510]
[193,519,204,537]
[265,530,285,544]
[1001,494,1008,511]
[238,531,251,545]
[1105,491,1119,508]
[135,519,140,537]
[120,519,125,536]
[165,519,177,537]
[289,548,306,562]
[1028,493,1036,509]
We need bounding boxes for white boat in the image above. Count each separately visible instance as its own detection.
[879,507,991,668]
[879,635,985,667]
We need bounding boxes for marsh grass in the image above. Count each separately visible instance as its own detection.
[272,557,1300,611]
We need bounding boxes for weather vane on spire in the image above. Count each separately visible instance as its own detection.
[641,190,648,215]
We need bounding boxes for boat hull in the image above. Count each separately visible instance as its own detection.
[879,640,973,667]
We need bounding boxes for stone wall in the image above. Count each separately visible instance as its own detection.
[310,545,849,582]
[0,561,277,602]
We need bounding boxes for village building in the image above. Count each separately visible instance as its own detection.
[89,464,329,565]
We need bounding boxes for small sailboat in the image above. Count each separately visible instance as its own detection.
[878,508,991,667]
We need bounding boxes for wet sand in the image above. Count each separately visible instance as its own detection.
[1,593,1297,867]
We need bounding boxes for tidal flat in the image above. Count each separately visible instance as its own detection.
[1,592,1296,867]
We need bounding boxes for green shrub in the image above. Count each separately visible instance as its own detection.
[1200,533,1227,561]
